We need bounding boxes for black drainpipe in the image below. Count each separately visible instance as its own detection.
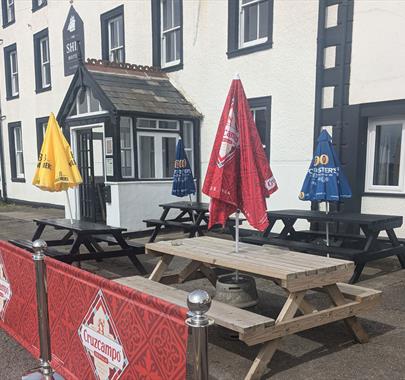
[0,109,7,201]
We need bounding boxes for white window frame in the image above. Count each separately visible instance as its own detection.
[365,117,405,194]
[239,0,269,49]
[108,16,124,63]
[13,126,24,178]
[250,106,267,149]
[6,0,14,23]
[160,0,181,68]
[120,118,135,178]
[183,121,194,172]
[137,118,180,131]
[137,131,179,179]
[39,36,50,89]
[67,88,106,119]
[9,50,18,96]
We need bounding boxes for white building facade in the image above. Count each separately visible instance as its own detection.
[1,0,405,235]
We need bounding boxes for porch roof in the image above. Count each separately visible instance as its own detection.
[86,62,202,119]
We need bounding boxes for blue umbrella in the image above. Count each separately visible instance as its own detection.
[172,138,196,197]
[299,129,352,248]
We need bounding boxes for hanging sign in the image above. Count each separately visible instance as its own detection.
[63,5,85,76]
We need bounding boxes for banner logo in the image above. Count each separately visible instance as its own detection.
[0,253,12,321]
[78,290,128,380]
[217,98,239,168]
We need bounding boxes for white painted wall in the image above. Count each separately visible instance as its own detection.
[1,0,318,229]
[350,1,405,236]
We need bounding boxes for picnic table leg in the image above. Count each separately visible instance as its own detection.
[245,291,305,380]
[189,211,206,238]
[324,284,369,343]
[199,264,217,286]
[149,254,173,282]
[279,218,297,239]
[386,229,405,268]
[32,224,46,241]
[349,263,365,284]
[148,208,170,243]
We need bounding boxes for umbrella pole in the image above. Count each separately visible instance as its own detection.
[235,210,240,282]
[65,190,73,224]
[189,194,197,236]
[326,201,330,257]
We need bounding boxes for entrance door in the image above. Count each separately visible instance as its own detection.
[76,127,106,223]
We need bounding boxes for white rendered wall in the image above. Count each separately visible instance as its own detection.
[350,1,405,233]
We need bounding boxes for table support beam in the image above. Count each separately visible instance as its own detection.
[149,255,173,282]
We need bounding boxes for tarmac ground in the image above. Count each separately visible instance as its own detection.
[0,203,404,379]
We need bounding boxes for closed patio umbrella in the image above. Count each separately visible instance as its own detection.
[32,113,82,223]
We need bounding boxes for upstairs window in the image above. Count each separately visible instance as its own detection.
[2,0,15,27]
[8,122,25,182]
[3,43,19,100]
[34,29,51,93]
[152,0,183,71]
[32,0,47,12]
[365,117,405,193]
[228,0,273,58]
[101,6,125,63]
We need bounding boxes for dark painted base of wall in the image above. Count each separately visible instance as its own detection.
[3,197,64,210]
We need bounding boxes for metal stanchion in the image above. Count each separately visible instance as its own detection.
[22,240,64,380]
[185,290,213,380]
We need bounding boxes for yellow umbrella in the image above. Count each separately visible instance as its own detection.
[32,113,82,222]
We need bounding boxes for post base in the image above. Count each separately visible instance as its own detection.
[22,368,64,380]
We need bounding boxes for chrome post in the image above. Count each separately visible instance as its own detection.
[185,290,213,380]
[22,240,64,380]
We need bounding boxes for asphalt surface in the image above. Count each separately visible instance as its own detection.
[0,204,404,379]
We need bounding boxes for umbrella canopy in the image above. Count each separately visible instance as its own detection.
[32,113,82,191]
[299,129,352,202]
[172,138,196,197]
[202,77,278,231]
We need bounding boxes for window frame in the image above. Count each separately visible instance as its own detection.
[120,117,135,179]
[36,116,49,156]
[33,28,52,93]
[248,96,271,160]
[2,0,15,28]
[365,116,405,194]
[101,5,125,63]
[8,122,25,182]
[227,0,273,59]
[152,0,183,72]
[67,87,106,119]
[39,36,51,89]
[32,0,47,12]
[3,43,19,100]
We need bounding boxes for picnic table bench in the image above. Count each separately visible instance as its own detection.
[144,236,381,379]
[241,209,405,283]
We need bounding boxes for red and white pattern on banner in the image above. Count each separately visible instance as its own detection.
[78,289,128,380]
[0,253,12,320]
[0,241,188,380]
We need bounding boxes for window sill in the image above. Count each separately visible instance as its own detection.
[6,94,19,101]
[11,177,26,183]
[35,85,52,94]
[363,192,405,198]
[2,19,15,28]
[161,62,183,73]
[227,41,273,59]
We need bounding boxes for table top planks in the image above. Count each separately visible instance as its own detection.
[33,218,126,233]
[145,236,355,291]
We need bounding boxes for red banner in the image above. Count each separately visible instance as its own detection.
[0,241,188,380]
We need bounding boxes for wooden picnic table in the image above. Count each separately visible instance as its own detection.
[23,218,146,274]
[241,209,405,283]
[144,236,381,379]
[144,201,210,242]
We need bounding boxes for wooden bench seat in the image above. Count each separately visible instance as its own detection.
[92,234,145,253]
[114,275,275,337]
[9,239,67,258]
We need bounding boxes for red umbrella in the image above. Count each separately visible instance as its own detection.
[203,76,278,237]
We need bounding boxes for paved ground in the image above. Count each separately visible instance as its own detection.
[0,204,404,379]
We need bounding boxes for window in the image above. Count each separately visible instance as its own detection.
[36,116,49,155]
[101,6,125,63]
[3,43,19,100]
[183,121,194,171]
[228,0,273,58]
[32,0,47,12]
[67,87,105,118]
[137,118,179,130]
[2,0,15,27]
[33,29,51,93]
[248,96,271,159]
[120,117,134,178]
[8,122,25,181]
[152,0,183,71]
[365,117,405,193]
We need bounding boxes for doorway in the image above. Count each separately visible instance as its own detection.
[76,126,106,223]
